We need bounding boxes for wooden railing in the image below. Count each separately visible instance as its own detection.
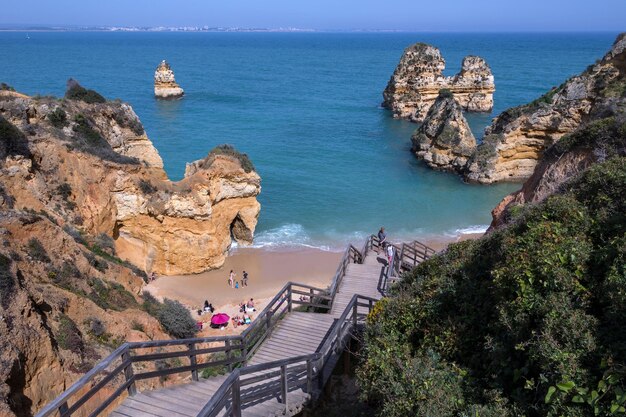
[35,281,332,417]
[196,293,378,417]
[368,235,436,294]
[328,244,363,310]
[36,235,430,417]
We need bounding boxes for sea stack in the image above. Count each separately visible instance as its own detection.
[154,60,184,99]
[465,32,626,184]
[382,43,495,122]
[411,91,477,173]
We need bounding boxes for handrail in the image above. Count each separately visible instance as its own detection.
[196,293,377,417]
[36,235,431,417]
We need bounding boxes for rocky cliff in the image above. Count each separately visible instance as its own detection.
[465,32,626,184]
[0,82,261,415]
[411,92,477,172]
[0,82,260,276]
[154,60,184,99]
[490,115,626,228]
[382,43,495,122]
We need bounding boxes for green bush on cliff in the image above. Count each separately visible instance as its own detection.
[48,107,68,128]
[0,254,15,310]
[141,292,197,339]
[205,144,255,173]
[358,157,626,416]
[0,82,15,92]
[0,115,31,159]
[65,79,106,104]
[57,314,85,355]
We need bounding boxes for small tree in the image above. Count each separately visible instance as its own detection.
[157,299,197,339]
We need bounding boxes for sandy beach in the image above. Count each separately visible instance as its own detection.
[145,233,480,312]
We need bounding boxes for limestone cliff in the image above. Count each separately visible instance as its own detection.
[411,92,477,172]
[0,82,261,416]
[466,33,626,184]
[0,82,261,275]
[382,43,494,122]
[489,116,626,229]
[154,60,184,99]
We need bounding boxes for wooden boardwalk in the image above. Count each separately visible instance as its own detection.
[36,236,434,417]
[110,252,385,417]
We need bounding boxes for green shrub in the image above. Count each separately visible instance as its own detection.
[142,292,197,338]
[199,144,255,173]
[0,82,15,92]
[0,115,31,159]
[0,254,15,309]
[86,317,106,337]
[138,179,157,195]
[72,114,104,145]
[27,238,50,263]
[94,233,116,255]
[200,353,229,378]
[48,107,68,128]
[57,314,84,355]
[65,79,106,104]
[113,109,144,135]
[438,88,454,99]
[358,157,626,416]
[87,278,136,311]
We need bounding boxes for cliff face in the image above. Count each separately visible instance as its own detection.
[0,83,261,415]
[466,33,626,184]
[411,93,477,172]
[490,116,626,228]
[154,60,184,99]
[0,85,261,275]
[382,43,494,122]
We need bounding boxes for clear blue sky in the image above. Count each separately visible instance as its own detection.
[2,0,624,31]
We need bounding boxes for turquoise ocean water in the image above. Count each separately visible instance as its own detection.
[0,32,618,249]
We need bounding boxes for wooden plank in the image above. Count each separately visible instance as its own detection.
[141,391,205,412]
[124,397,195,417]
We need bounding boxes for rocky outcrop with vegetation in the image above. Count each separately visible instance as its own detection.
[0,82,260,275]
[465,33,626,184]
[382,43,495,122]
[411,91,477,172]
[358,152,626,416]
[0,81,260,415]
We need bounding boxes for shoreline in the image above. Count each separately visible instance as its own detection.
[144,232,482,313]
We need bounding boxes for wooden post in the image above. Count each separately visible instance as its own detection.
[280,365,288,409]
[59,402,69,417]
[231,377,242,417]
[241,339,248,366]
[266,310,274,337]
[188,343,199,381]
[287,286,293,313]
[306,359,313,394]
[369,299,373,312]
[226,339,233,372]
[121,349,137,396]
[352,302,358,328]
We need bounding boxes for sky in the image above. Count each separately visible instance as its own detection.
[1,0,624,32]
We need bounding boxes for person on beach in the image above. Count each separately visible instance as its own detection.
[246,298,255,310]
[228,270,235,288]
[378,227,387,251]
[242,271,249,287]
[235,281,239,289]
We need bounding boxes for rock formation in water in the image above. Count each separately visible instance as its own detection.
[465,32,626,184]
[154,60,184,99]
[382,43,495,122]
[411,92,477,172]
[0,81,261,415]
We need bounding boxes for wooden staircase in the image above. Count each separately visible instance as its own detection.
[36,235,435,417]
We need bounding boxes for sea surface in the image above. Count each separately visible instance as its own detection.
[0,32,618,250]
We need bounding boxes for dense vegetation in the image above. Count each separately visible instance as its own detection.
[199,144,255,173]
[65,79,106,104]
[142,292,197,339]
[358,156,626,416]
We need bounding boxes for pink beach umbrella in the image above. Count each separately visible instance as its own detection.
[211,313,230,326]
